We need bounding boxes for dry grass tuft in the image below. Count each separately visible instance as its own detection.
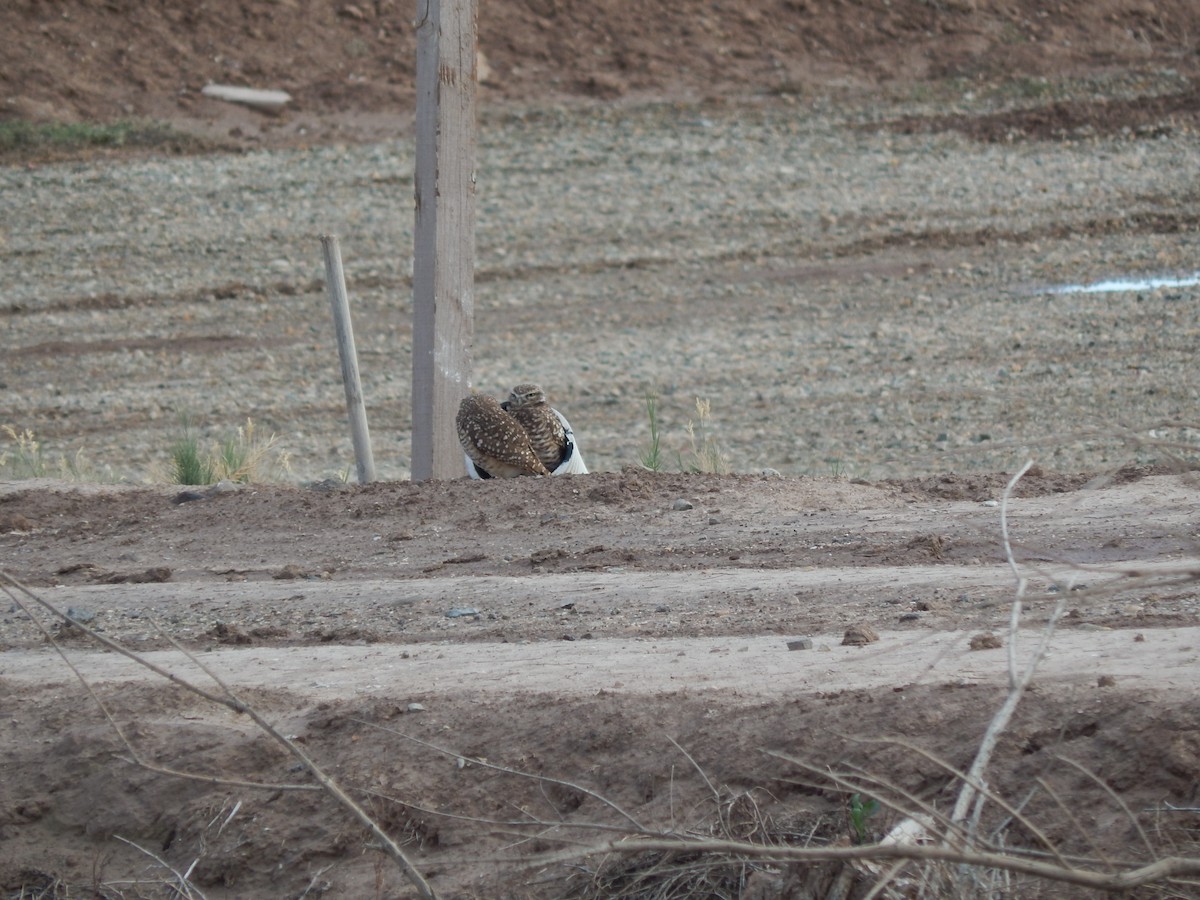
[0,424,108,482]
[166,417,291,485]
[638,394,730,474]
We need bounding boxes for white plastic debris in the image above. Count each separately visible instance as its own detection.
[201,84,292,114]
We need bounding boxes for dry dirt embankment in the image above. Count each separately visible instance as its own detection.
[3,471,1200,897]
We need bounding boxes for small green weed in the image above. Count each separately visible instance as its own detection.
[0,119,216,165]
[169,418,216,485]
[639,392,664,472]
[848,792,880,845]
[218,432,250,482]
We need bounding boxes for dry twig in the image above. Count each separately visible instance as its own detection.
[949,460,1068,843]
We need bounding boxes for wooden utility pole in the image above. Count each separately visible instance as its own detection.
[411,0,477,480]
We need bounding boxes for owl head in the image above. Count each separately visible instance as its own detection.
[505,382,547,410]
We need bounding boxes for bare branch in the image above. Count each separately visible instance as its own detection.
[666,734,722,813]
[950,460,1070,843]
[118,753,322,793]
[861,857,915,900]
[113,834,208,900]
[0,572,238,709]
[360,787,645,839]
[1035,775,1115,873]
[834,735,1069,867]
[769,752,964,846]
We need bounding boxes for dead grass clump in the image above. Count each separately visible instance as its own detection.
[567,785,788,899]
[0,424,107,482]
[8,870,75,900]
[568,849,769,900]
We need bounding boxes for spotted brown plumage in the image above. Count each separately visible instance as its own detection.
[456,394,551,478]
[504,382,568,472]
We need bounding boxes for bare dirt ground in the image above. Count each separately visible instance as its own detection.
[4,470,1200,898]
[4,1,1200,898]
[5,0,1200,152]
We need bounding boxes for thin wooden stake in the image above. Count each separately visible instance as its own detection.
[411,0,478,480]
[321,235,377,484]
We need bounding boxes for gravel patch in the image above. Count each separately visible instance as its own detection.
[4,90,1199,482]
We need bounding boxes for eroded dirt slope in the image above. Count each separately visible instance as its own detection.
[4,0,1200,148]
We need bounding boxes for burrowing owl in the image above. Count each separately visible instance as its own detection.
[456,394,551,478]
[504,382,568,472]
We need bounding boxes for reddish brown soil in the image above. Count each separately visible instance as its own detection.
[4,469,1200,898]
[3,3,1200,899]
[4,0,1200,153]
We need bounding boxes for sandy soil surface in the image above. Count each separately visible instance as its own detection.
[3,470,1199,897]
[4,1,1200,898]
